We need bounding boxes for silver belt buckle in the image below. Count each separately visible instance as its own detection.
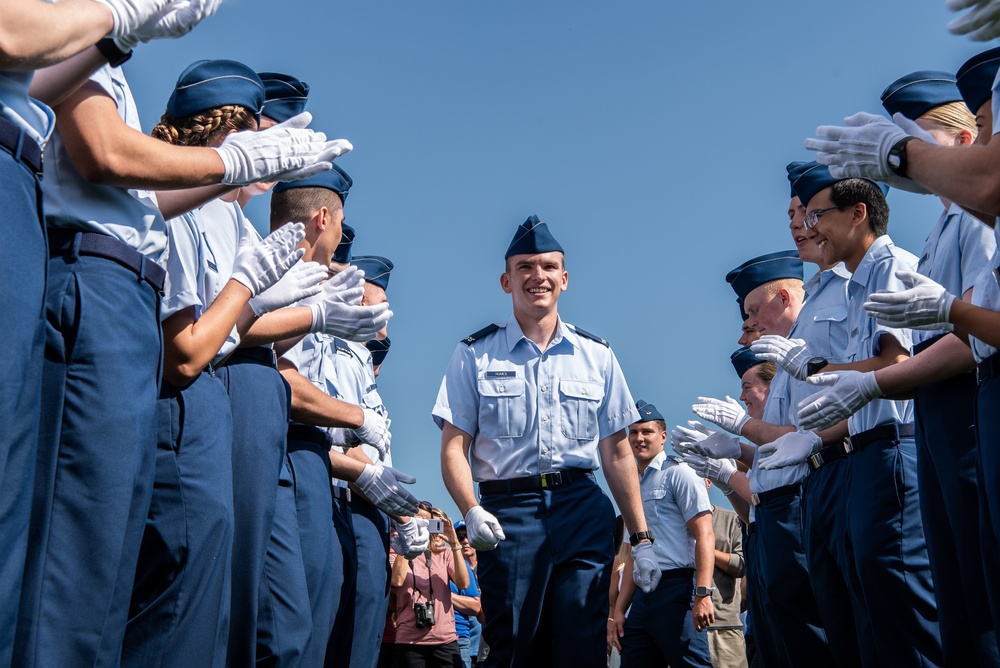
[843,437,856,454]
[751,493,760,507]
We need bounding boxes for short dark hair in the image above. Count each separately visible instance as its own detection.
[829,178,890,237]
[270,187,343,232]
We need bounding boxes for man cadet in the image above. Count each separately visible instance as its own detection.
[433,215,656,667]
[680,250,836,668]
[611,400,714,668]
[272,170,422,665]
[754,172,944,666]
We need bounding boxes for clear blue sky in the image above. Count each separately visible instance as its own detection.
[125,1,985,514]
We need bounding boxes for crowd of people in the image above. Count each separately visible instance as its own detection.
[5,0,1000,667]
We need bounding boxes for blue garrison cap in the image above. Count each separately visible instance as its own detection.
[880,71,962,120]
[505,215,564,259]
[258,72,309,123]
[271,163,353,204]
[352,255,393,291]
[366,337,391,366]
[633,400,665,424]
[726,251,803,303]
[333,224,355,264]
[957,47,1000,114]
[786,161,888,208]
[731,347,766,379]
[167,59,264,120]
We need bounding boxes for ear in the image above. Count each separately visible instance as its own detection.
[956,128,975,146]
[559,269,568,292]
[500,272,512,294]
[313,206,330,233]
[777,288,792,308]
[850,202,868,230]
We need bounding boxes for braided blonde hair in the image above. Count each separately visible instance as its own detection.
[920,101,978,141]
[151,105,258,147]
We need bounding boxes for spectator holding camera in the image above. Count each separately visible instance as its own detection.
[391,507,470,667]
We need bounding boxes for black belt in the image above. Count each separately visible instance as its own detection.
[479,468,593,495]
[287,424,328,447]
[809,423,915,471]
[331,485,352,502]
[746,523,756,537]
[0,116,42,174]
[751,483,800,508]
[979,353,1000,384]
[48,229,165,292]
[913,333,947,356]
[660,568,695,580]
[218,346,277,369]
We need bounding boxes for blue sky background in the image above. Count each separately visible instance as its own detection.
[126,1,985,514]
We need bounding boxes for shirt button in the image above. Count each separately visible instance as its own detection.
[499,385,505,392]
[540,386,547,392]
[541,446,548,453]
[581,388,588,395]
[541,416,548,422]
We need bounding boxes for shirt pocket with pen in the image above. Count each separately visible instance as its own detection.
[477,377,527,439]
[558,379,603,440]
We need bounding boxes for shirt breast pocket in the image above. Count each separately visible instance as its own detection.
[558,380,603,441]
[810,305,848,358]
[477,378,527,439]
[641,485,666,523]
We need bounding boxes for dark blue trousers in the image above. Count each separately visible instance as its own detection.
[16,251,161,667]
[620,574,711,668]
[753,489,834,668]
[976,359,1000,625]
[256,454,311,667]
[325,494,357,665]
[743,526,784,668]
[913,368,999,666]
[848,437,942,667]
[342,497,388,668]
[122,372,234,667]
[0,149,44,666]
[802,459,867,668]
[215,357,289,667]
[287,439,338,666]
[477,476,614,668]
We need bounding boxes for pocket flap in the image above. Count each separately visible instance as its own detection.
[559,380,602,401]
[478,378,525,397]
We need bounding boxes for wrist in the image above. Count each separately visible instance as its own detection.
[887,136,917,177]
[95,37,133,67]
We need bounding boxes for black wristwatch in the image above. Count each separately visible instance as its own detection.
[694,585,716,598]
[887,136,917,177]
[806,357,829,377]
[629,530,655,546]
[95,38,133,68]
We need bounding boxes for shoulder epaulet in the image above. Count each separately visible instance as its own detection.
[461,323,500,346]
[571,325,609,347]
[334,338,355,356]
[669,455,685,465]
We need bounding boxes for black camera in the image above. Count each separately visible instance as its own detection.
[414,600,436,628]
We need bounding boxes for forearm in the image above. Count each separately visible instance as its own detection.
[740,419,794,447]
[241,307,313,347]
[162,283,251,385]
[278,365,364,429]
[330,449,365,482]
[451,553,470,590]
[907,140,1000,217]
[725,472,752,525]
[737,442,757,468]
[614,556,637,618]
[598,433,648,535]
[441,423,479,516]
[28,45,108,106]
[0,0,112,70]
[714,550,742,577]
[156,185,239,221]
[390,555,409,587]
[693,522,715,589]
[451,594,480,616]
[950,299,1000,350]
[875,333,976,397]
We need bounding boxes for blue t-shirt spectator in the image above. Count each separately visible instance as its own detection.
[450,564,480,638]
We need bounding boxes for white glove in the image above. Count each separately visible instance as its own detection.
[247,260,326,316]
[631,542,662,594]
[214,112,353,186]
[307,282,393,342]
[757,431,823,470]
[803,112,934,194]
[299,265,365,309]
[114,0,220,49]
[391,517,430,559]
[670,421,742,459]
[465,505,505,551]
[681,454,737,495]
[796,371,884,432]
[352,408,390,460]
[354,463,419,517]
[691,396,751,436]
[229,222,305,296]
[948,0,1000,40]
[863,270,957,331]
[751,336,812,381]
[93,0,170,41]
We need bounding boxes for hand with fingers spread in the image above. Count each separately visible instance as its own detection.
[863,270,956,331]
[229,222,305,296]
[797,370,884,432]
[691,395,750,436]
[352,408,390,460]
[114,0,221,50]
[757,431,823,470]
[751,335,813,380]
[670,421,741,459]
[353,463,418,517]
[681,454,738,495]
[248,260,326,316]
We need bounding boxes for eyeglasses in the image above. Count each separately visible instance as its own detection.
[804,205,844,230]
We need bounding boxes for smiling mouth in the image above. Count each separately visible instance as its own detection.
[794,235,808,246]
[527,287,550,294]
[816,239,828,251]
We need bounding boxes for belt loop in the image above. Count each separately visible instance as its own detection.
[14,130,24,163]
[69,232,82,262]
[137,256,146,284]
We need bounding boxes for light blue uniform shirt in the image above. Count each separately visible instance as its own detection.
[638,451,712,570]
[432,315,639,482]
[0,70,54,144]
[914,203,996,347]
[970,246,1000,364]
[160,199,260,365]
[42,65,166,258]
[846,236,917,436]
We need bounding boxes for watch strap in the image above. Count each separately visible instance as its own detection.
[629,530,655,546]
[888,136,916,177]
[96,38,133,68]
